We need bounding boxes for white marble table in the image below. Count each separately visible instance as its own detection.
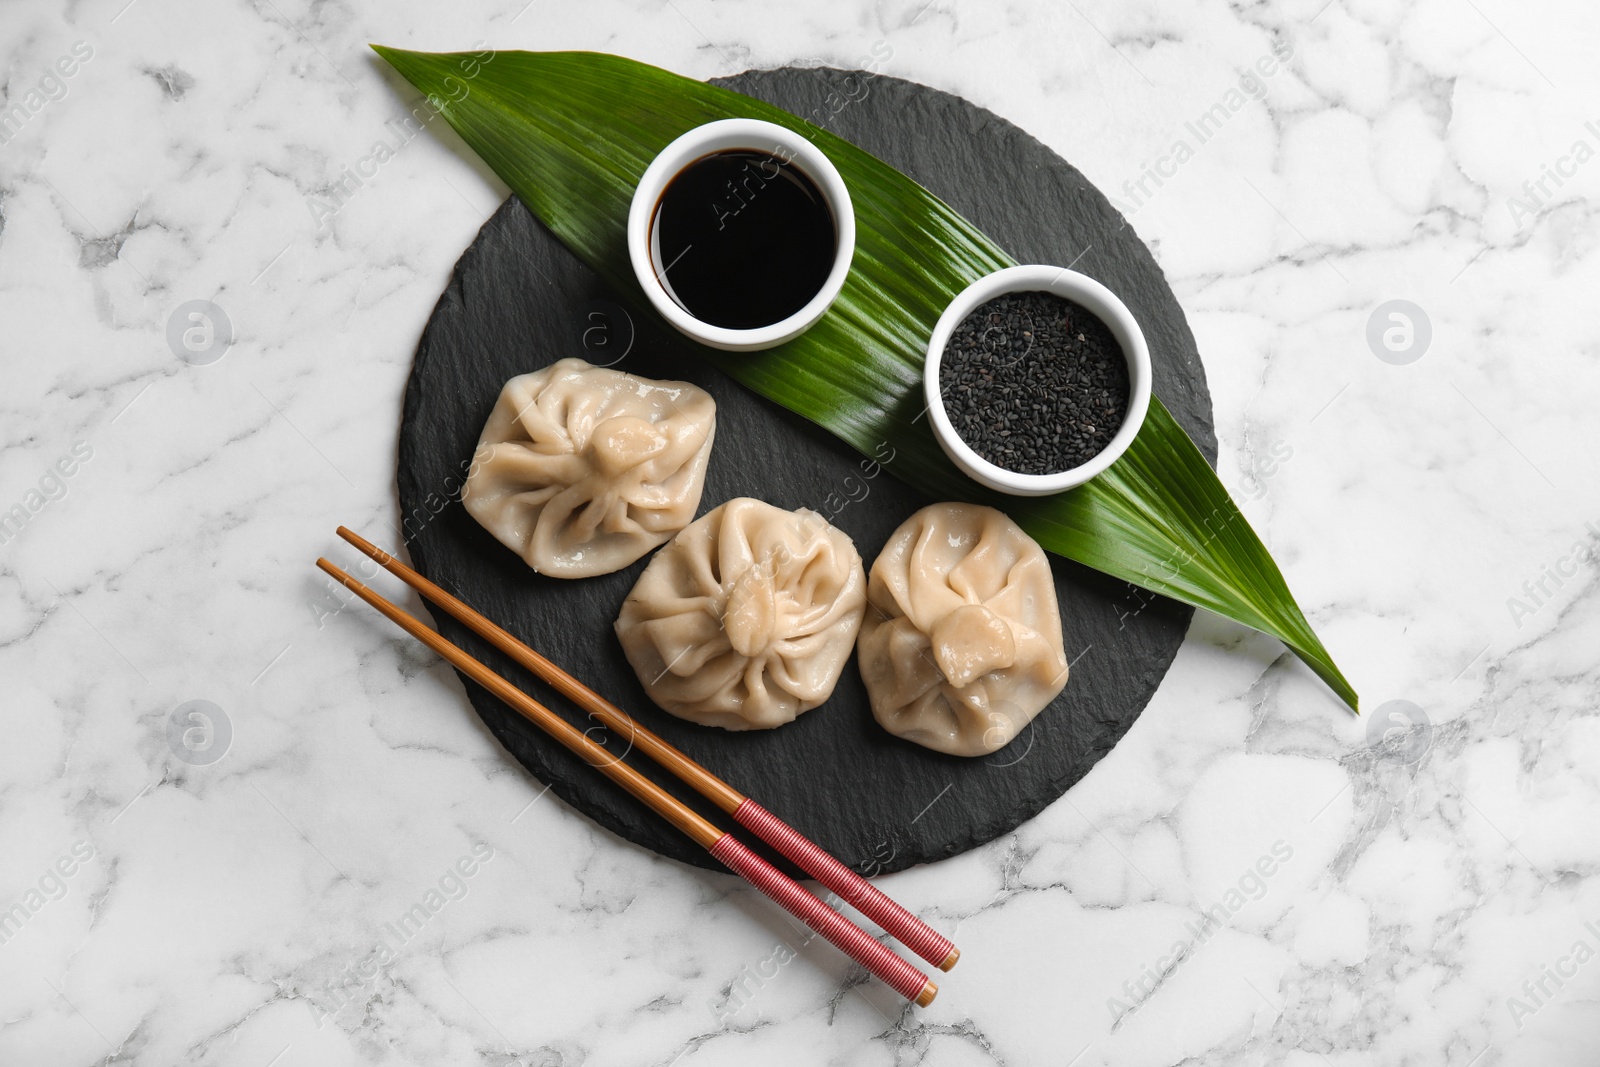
[3,0,1596,1063]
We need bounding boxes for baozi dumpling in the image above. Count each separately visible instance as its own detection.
[858,503,1068,756]
[615,498,867,730]
[462,358,715,578]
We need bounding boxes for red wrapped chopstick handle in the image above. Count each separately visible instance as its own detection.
[734,799,958,971]
[709,833,937,1006]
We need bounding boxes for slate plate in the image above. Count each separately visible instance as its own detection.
[397,67,1215,875]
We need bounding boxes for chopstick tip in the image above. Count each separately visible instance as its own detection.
[939,947,959,972]
[338,525,395,565]
[916,979,938,1007]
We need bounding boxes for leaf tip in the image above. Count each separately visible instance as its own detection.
[370,43,412,70]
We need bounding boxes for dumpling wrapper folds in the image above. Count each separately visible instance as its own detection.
[615,497,867,730]
[858,502,1068,756]
[462,358,715,578]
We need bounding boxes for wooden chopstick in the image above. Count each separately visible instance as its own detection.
[334,525,960,973]
[316,557,938,1007]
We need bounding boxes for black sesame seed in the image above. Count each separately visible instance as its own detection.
[937,290,1131,476]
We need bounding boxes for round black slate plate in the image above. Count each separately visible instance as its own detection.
[397,67,1216,875]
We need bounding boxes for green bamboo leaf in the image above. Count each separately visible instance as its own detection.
[373,46,1358,712]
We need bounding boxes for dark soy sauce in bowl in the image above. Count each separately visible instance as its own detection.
[651,149,837,331]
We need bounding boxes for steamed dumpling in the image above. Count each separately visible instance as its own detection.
[858,503,1068,756]
[615,498,867,730]
[462,359,715,578]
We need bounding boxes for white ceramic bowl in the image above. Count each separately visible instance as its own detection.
[924,265,1152,496]
[626,118,855,352]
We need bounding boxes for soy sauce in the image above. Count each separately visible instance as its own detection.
[651,149,836,330]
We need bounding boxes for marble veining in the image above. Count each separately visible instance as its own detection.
[1,0,1597,1064]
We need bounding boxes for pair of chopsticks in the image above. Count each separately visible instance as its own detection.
[318,526,957,1005]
